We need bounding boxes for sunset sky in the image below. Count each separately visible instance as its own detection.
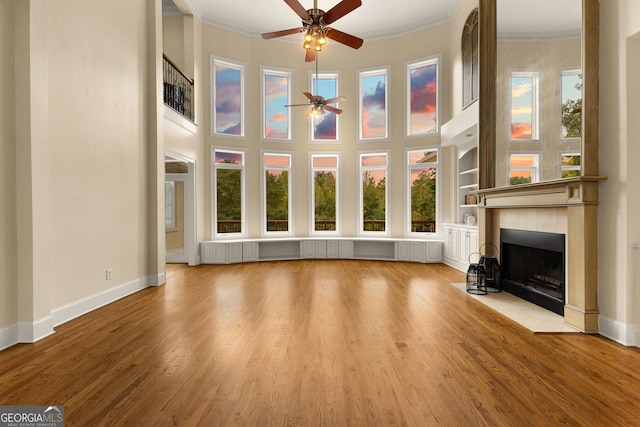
[361,74,386,138]
[313,78,338,140]
[215,64,242,135]
[409,63,437,134]
[264,74,289,139]
[510,75,533,139]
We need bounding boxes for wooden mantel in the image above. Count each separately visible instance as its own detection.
[476,177,606,333]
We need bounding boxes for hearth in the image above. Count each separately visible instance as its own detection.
[500,229,565,315]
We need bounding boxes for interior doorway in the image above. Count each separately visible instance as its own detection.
[165,152,196,265]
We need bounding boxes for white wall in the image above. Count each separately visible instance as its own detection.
[598,0,640,346]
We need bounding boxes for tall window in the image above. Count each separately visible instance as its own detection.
[509,154,539,185]
[358,152,389,235]
[561,152,581,178]
[212,57,245,137]
[213,148,245,237]
[407,148,438,236]
[561,69,582,140]
[311,72,340,142]
[406,56,440,136]
[262,67,292,141]
[358,68,388,140]
[311,154,339,235]
[510,71,539,140]
[262,152,293,235]
[461,8,479,109]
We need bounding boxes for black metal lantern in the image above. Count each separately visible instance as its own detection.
[479,243,501,293]
[466,252,487,295]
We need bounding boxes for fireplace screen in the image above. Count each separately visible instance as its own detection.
[500,229,565,315]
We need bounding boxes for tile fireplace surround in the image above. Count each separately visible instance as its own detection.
[476,177,606,333]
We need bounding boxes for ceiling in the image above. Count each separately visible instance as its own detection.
[163,0,582,42]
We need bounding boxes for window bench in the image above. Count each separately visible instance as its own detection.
[200,238,443,265]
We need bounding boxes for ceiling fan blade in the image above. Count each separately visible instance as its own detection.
[326,28,363,49]
[323,96,347,104]
[323,0,362,25]
[262,27,304,39]
[305,46,316,62]
[284,0,310,21]
[303,92,315,100]
[323,105,343,114]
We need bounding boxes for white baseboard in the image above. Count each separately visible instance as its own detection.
[599,315,639,347]
[1,273,163,351]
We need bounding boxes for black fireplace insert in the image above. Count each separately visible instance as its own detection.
[500,228,565,315]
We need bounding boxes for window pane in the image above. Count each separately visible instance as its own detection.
[561,73,582,139]
[410,167,437,233]
[313,156,337,168]
[510,155,534,167]
[409,150,438,164]
[265,169,289,232]
[314,171,336,231]
[264,73,290,139]
[264,155,290,168]
[215,151,243,164]
[409,62,438,134]
[165,181,175,228]
[214,63,242,135]
[362,170,386,232]
[361,73,387,139]
[511,75,534,140]
[216,169,242,233]
[361,154,387,167]
[312,77,338,140]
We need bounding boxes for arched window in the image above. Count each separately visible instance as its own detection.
[462,8,479,109]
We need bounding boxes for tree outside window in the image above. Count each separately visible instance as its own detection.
[263,152,292,234]
[407,149,438,235]
[311,154,339,234]
[213,149,245,237]
[359,152,388,234]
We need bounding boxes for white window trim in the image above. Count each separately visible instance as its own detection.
[212,147,247,239]
[357,66,390,142]
[309,153,340,236]
[405,147,441,239]
[405,54,441,138]
[211,56,246,138]
[560,67,582,142]
[357,150,390,237]
[261,150,294,237]
[509,69,540,142]
[508,152,540,184]
[261,66,293,142]
[309,70,341,143]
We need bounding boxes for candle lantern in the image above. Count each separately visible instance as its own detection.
[466,252,487,295]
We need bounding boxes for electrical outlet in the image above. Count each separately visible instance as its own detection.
[106,268,113,280]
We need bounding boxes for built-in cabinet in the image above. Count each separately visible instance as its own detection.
[457,146,478,224]
[201,238,442,264]
[443,224,478,272]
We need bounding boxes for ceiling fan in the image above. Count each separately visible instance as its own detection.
[285,56,346,117]
[262,0,364,62]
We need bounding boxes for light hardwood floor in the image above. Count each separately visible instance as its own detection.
[2,260,640,426]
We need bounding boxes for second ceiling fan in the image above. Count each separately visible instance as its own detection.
[262,0,364,62]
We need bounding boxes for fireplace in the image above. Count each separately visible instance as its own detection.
[500,228,566,315]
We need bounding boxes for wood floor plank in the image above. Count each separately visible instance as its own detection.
[2,260,640,426]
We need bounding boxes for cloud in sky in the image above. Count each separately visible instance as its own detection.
[511,122,532,139]
[362,79,386,138]
[215,66,242,134]
[409,64,437,133]
[314,113,337,140]
[265,75,289,139]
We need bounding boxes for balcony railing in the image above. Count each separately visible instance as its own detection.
[216,220,437,234]
[163,54,194,121]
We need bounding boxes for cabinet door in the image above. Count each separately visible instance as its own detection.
[409,242,425,263]
[314,241,327,258]
[227,242,243,263]
[460,230,479,265]
[338,240,353,258]
[301,241,315,258]
[444,227,459,260]
[326,240,340,258]
[213,243,226,264]
[243,242,258,262]
[396,242,411,261]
